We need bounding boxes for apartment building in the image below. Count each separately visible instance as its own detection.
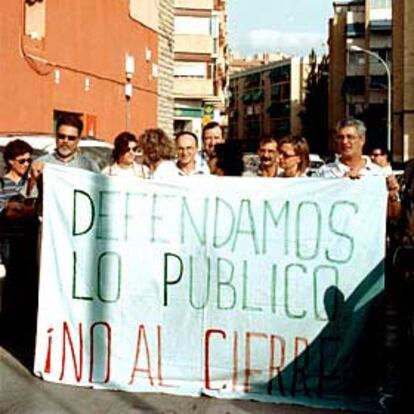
[228,52,289,76]
[0,1,172,141]
[173,0,228,137]
[329,0,392,152]
[228,57,310,145]
[393,0,414,161]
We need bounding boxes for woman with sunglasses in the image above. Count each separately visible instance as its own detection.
[0,139,36,216]
[102,131,149,178]
[278,135,310,177]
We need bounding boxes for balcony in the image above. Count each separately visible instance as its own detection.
[174,78,214,98]
[175,0,214,10]
[175,34,213,54]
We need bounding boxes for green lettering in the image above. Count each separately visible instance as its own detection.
[295,201,321,260]
[325,201,358,264]
[232,199,259,254]
[97,252,121,303]
[216,258,236,309]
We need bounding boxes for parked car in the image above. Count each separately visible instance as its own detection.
[0,133,113,173]
[307,153,325,176]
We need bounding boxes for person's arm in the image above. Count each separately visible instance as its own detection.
[386,175,402,220]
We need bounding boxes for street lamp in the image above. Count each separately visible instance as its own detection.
[349,44,392,153]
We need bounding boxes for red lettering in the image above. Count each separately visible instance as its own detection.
[44,327,54,374]
[232,330,238,391]
[59,322,83,382]
[204,328,226,390]
[129,324,154,385]
[156,325,175,388]
[89,322,111,384]
[269,334,286,379]
[244,332,267,393]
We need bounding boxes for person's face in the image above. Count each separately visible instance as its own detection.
[258,142,278,169]
[56,124,80,159]
[119,141,138,166]
[177,134,197,167]
[335,126,365,159]
[279,143,300,173]
[370,149,388,167]
[203,126,223,158]
[9,151,32,177]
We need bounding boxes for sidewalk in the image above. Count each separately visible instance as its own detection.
[0,345,375,414]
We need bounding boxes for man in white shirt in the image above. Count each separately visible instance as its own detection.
[317,118,400,218]
[196,122,224,174]
[154,131,209,178]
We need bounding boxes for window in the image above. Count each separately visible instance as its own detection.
[25,0,46,39]
[174,62,207,78]
[370,0,391,9]
[175,16,211,36]
[346,23,365,38]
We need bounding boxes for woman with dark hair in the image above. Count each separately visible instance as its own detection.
[214,140,244,176]
[102,131,149,178]
[0,139,37,216]
[278,135,310,177]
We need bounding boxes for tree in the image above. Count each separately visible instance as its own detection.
[299,50,329,156]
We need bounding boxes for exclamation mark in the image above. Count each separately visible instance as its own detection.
[44,328,54,373]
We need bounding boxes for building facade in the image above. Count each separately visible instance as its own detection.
[228,52,289,76]
[157,0,175,138]
[173,0,228,138]
[329,0,392,152]
[0,0,170,141]
[228,57,310,146]
[393,0,414,161]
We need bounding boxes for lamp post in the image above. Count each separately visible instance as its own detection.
[349,44,392,153]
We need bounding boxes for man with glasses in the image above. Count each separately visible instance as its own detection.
[317,118,400,216]
[32,114,100,173]
[154,131,209,178]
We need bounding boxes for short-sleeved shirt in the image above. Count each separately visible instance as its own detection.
[102,162,150,178]
[0,177,27,212]
[38,151,100,173]
[153,160,210,179]
[316,155,386,178]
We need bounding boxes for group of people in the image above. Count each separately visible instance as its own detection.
[1,112,414,410]
[0,113,407,221]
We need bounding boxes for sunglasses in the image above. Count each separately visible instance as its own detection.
[15,157,32,165]
[279,152,296,159]
[57,133,78,141]
[127,146,139,153]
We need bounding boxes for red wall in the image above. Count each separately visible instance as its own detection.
[0,0,158,142]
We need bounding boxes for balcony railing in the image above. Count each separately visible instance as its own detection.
[175,35,213,54]
[175,0,214,10]
[174,78,214,97]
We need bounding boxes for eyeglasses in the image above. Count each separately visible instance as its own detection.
[335,134,360,142]
[371,153,383,157]
[279,152,296,159]
[127,146,139,153]
[15,157,32,165]
[57,133,78,141]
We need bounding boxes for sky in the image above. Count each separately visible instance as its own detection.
[227,0,334,58]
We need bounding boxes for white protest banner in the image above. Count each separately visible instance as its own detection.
[34,165,387,411]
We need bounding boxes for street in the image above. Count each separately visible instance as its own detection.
[0,345,374,414]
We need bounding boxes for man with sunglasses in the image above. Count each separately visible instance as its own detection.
[31,114,100,174]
